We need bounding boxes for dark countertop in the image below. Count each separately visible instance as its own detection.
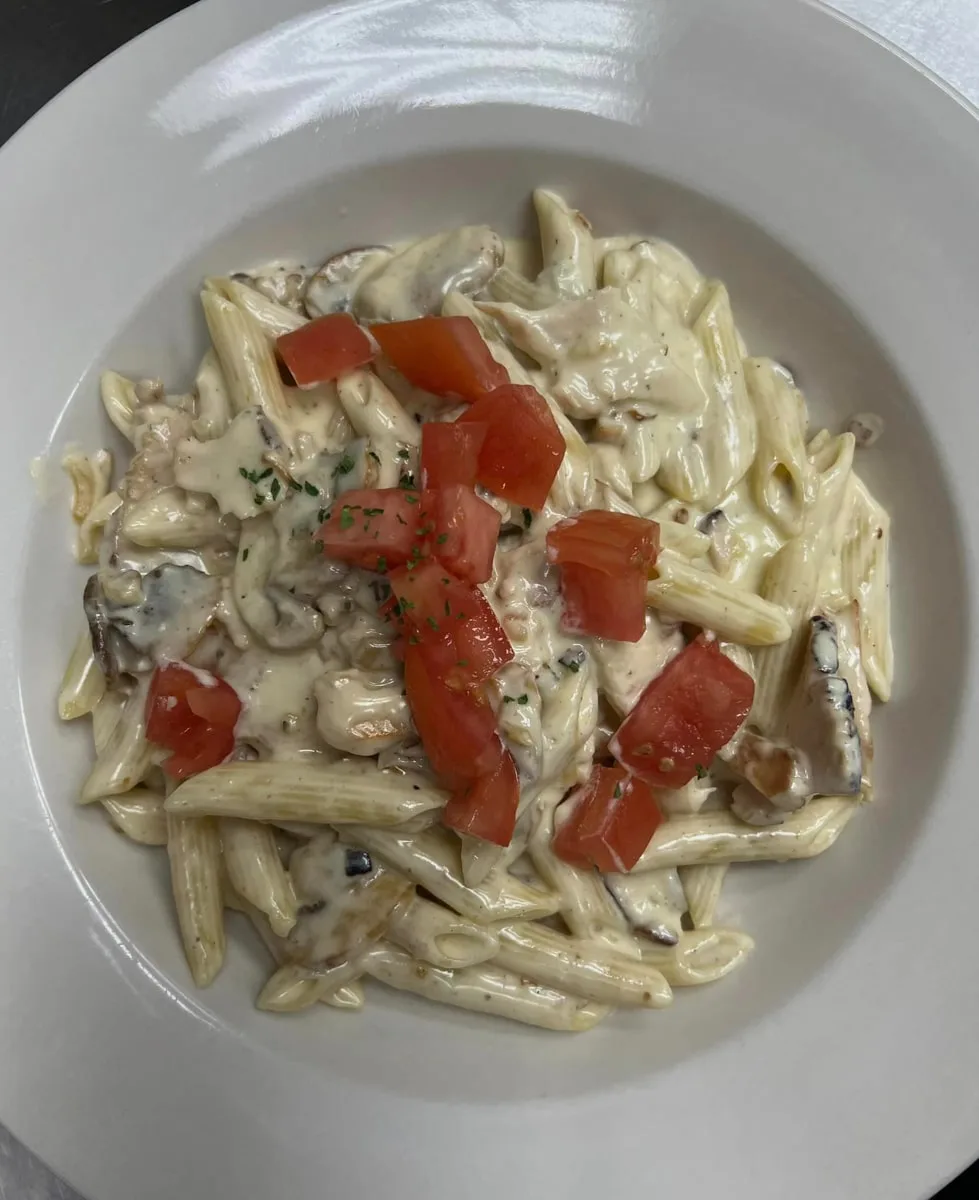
[0,1,974,1197]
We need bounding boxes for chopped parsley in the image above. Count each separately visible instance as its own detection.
[367,450,381,466]
[403,493,419,504]
[241,548,249,561]
[522,507,533,529]
[425,616,439,631]
[363,507,385,517]
[444,600,451,616]
[257,467,273,480]
[695,764,708,780]
[270,477,281,500]
[436,532,449,544]
[613,783,623,799]
[376,555,387,572]
[304,480,319,496]
[333,453,355,478]
[396,513,407,525]
[339,506,355,531]
[318,508,329,523]
[559,649,585,674]
[288,478,302,491]
[399,473,416,489]
[503,696,515,704]
[397,448,410,460]
[254,492,265,505]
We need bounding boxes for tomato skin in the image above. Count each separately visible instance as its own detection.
[146,664,241,781]
[421,421,488,490]
[444,745,520,846]
[456,384,565,509]
[611,636,754,787]
[403,642,500,789]
[424,485,501,584]
[388,562,513,690]
[276,313,375,386]
[317,488,421,572]
[547,511,660,576]
[558,562,648,643]
[372,317,509,402]
[553,765,663,873]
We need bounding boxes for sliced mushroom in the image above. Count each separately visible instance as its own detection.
[304,246,393,318]
[786,615,863,796]
[84,564,220,681]
[730,782,786,827]
[354,226,503,322]
[313,669,411,756]
[285,836,412,968]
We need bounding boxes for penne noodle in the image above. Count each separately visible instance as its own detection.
[387,894,500,969]
[494,922,673,1009]
[533,188,597,297]
[220,817,298,937]
[679,864,729,928]
[256,959,364,1014]
[57,628,106,720]
[647,551,792,646]
[91,688,127,755]
[639,928,754,986]
[363,942,609,1032]
[342,824,561,924]
[840,473,893,701]
[101,788,168,846]
[192,348,232,441]
[632,797,857,871]
[80,681,153,803]
[336,368,421,447]
[166,814,225,987]
[165,760,446,826]
[99,370,139,443]
[205,276,307,340]
[745,357,817,537]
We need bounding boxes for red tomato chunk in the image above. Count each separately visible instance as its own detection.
[611,636,754,788]
[457,384,565,510]
[317,488,421,572]
[276,313,374,386]
[146,663,241,781]
[423,485,501,584]
[403,642,501,790]
[387,562,513,691]
[421,421,488,490]
[558,562,648,643]
[443,743,520,846]
[552,765,663,873]
[547,510,659,576]
[372,316,509,403]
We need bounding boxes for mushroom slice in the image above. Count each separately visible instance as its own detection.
[286,836,412,968]
[730,782,786,827]
[314,669,411,756]
[354,226,503,321]
[84,564,220,681]
[786,615,863,796]
[304,245,393,318]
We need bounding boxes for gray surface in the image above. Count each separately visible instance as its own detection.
[0,0,976,1196]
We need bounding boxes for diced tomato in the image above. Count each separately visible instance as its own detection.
[558,561,648,643]
[611,636,754,788]
[552,765,663,873]
[403,641,501,789]
[276,313,375,386]
[388,561,513,690]
[146,663,241,781]
[423,485,500,584]
[372,316,509,403]
[421,421,488,489]
[456,384,565,509]
[443,745,520,846]
[547,510,659,576]
[317,488,421,572]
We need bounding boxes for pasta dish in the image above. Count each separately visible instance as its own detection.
[56,189,892,1030]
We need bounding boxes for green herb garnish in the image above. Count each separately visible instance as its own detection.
[522,508,533,529]
[339,506,355,531]
[333,453,355,477]
[304,480,319,496]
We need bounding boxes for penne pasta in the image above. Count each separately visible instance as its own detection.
[533,187,597,297]
[647,550,792,645]
[342,824,561,924]
[494,921,673,1009]
[80,681,153,803]
[632,797,857,871]
[745,357,816,537]
[220,817,298,937]
[101,788,168,846]
[387,894,500,969]
[840,473,893,701]
[165,760,446,826]
[166,813,225,987]
[678,864,728,928]
[205,276,307,341]
[363,942,610,1032]
[57,628,106,720]
[639,928,754,986]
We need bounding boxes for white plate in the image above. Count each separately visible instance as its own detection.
[1,1,976,1196]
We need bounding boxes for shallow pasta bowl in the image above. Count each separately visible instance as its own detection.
[0,0,976,1197]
